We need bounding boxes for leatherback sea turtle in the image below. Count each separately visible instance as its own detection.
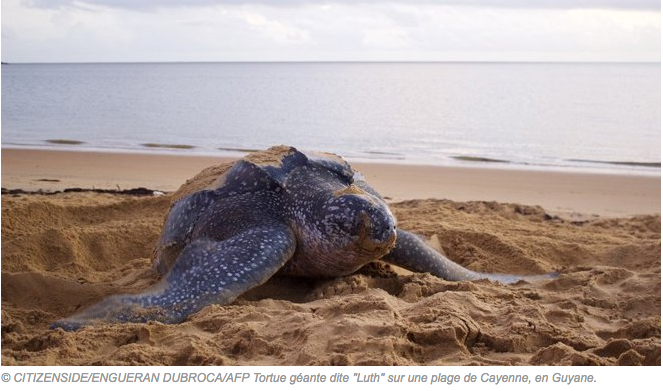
[52,146,557,330]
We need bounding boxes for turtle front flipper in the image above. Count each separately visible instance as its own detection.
[51,222,296,331]
[382,229,558,284]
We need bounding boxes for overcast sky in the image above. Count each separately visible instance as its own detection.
[1,0,660,62]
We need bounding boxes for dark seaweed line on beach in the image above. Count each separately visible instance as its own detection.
[44,139,85,145]
[567,159,661,168]
[1,187,164,197]
[454,155,662,169]
[44,139,253,152]
[452,155,511,163]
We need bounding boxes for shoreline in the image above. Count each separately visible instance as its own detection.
[3,142,661,177]
[2,147,660,218]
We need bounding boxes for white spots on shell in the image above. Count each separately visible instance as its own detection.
[137,149,409,325]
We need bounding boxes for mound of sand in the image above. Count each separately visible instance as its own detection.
[1,155,660,365]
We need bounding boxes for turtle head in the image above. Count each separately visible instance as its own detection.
[320,186,397,256]
[285,153,397,265]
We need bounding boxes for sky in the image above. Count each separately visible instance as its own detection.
[1,0,660,62]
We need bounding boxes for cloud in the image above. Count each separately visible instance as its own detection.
[22,0,663,11]
[240,11,312,44]
[4,0,660,62]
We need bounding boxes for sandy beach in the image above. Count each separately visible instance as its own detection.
[1,147,660,365]
[2,148,660,217]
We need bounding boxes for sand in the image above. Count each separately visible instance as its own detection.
[1,148,660,365]
[2,148,660,218]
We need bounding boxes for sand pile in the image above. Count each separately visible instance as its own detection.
[1,153,660,365]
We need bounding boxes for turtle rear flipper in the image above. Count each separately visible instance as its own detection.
[51,221,296,331]
[382,229,558,284]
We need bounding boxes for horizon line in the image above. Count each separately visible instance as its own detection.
[3,60,661,65]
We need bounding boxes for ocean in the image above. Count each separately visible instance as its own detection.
[1,62,660,175]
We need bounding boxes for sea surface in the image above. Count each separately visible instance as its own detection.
[2,62,660,175]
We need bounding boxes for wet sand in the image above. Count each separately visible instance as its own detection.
[2,148,660,217]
